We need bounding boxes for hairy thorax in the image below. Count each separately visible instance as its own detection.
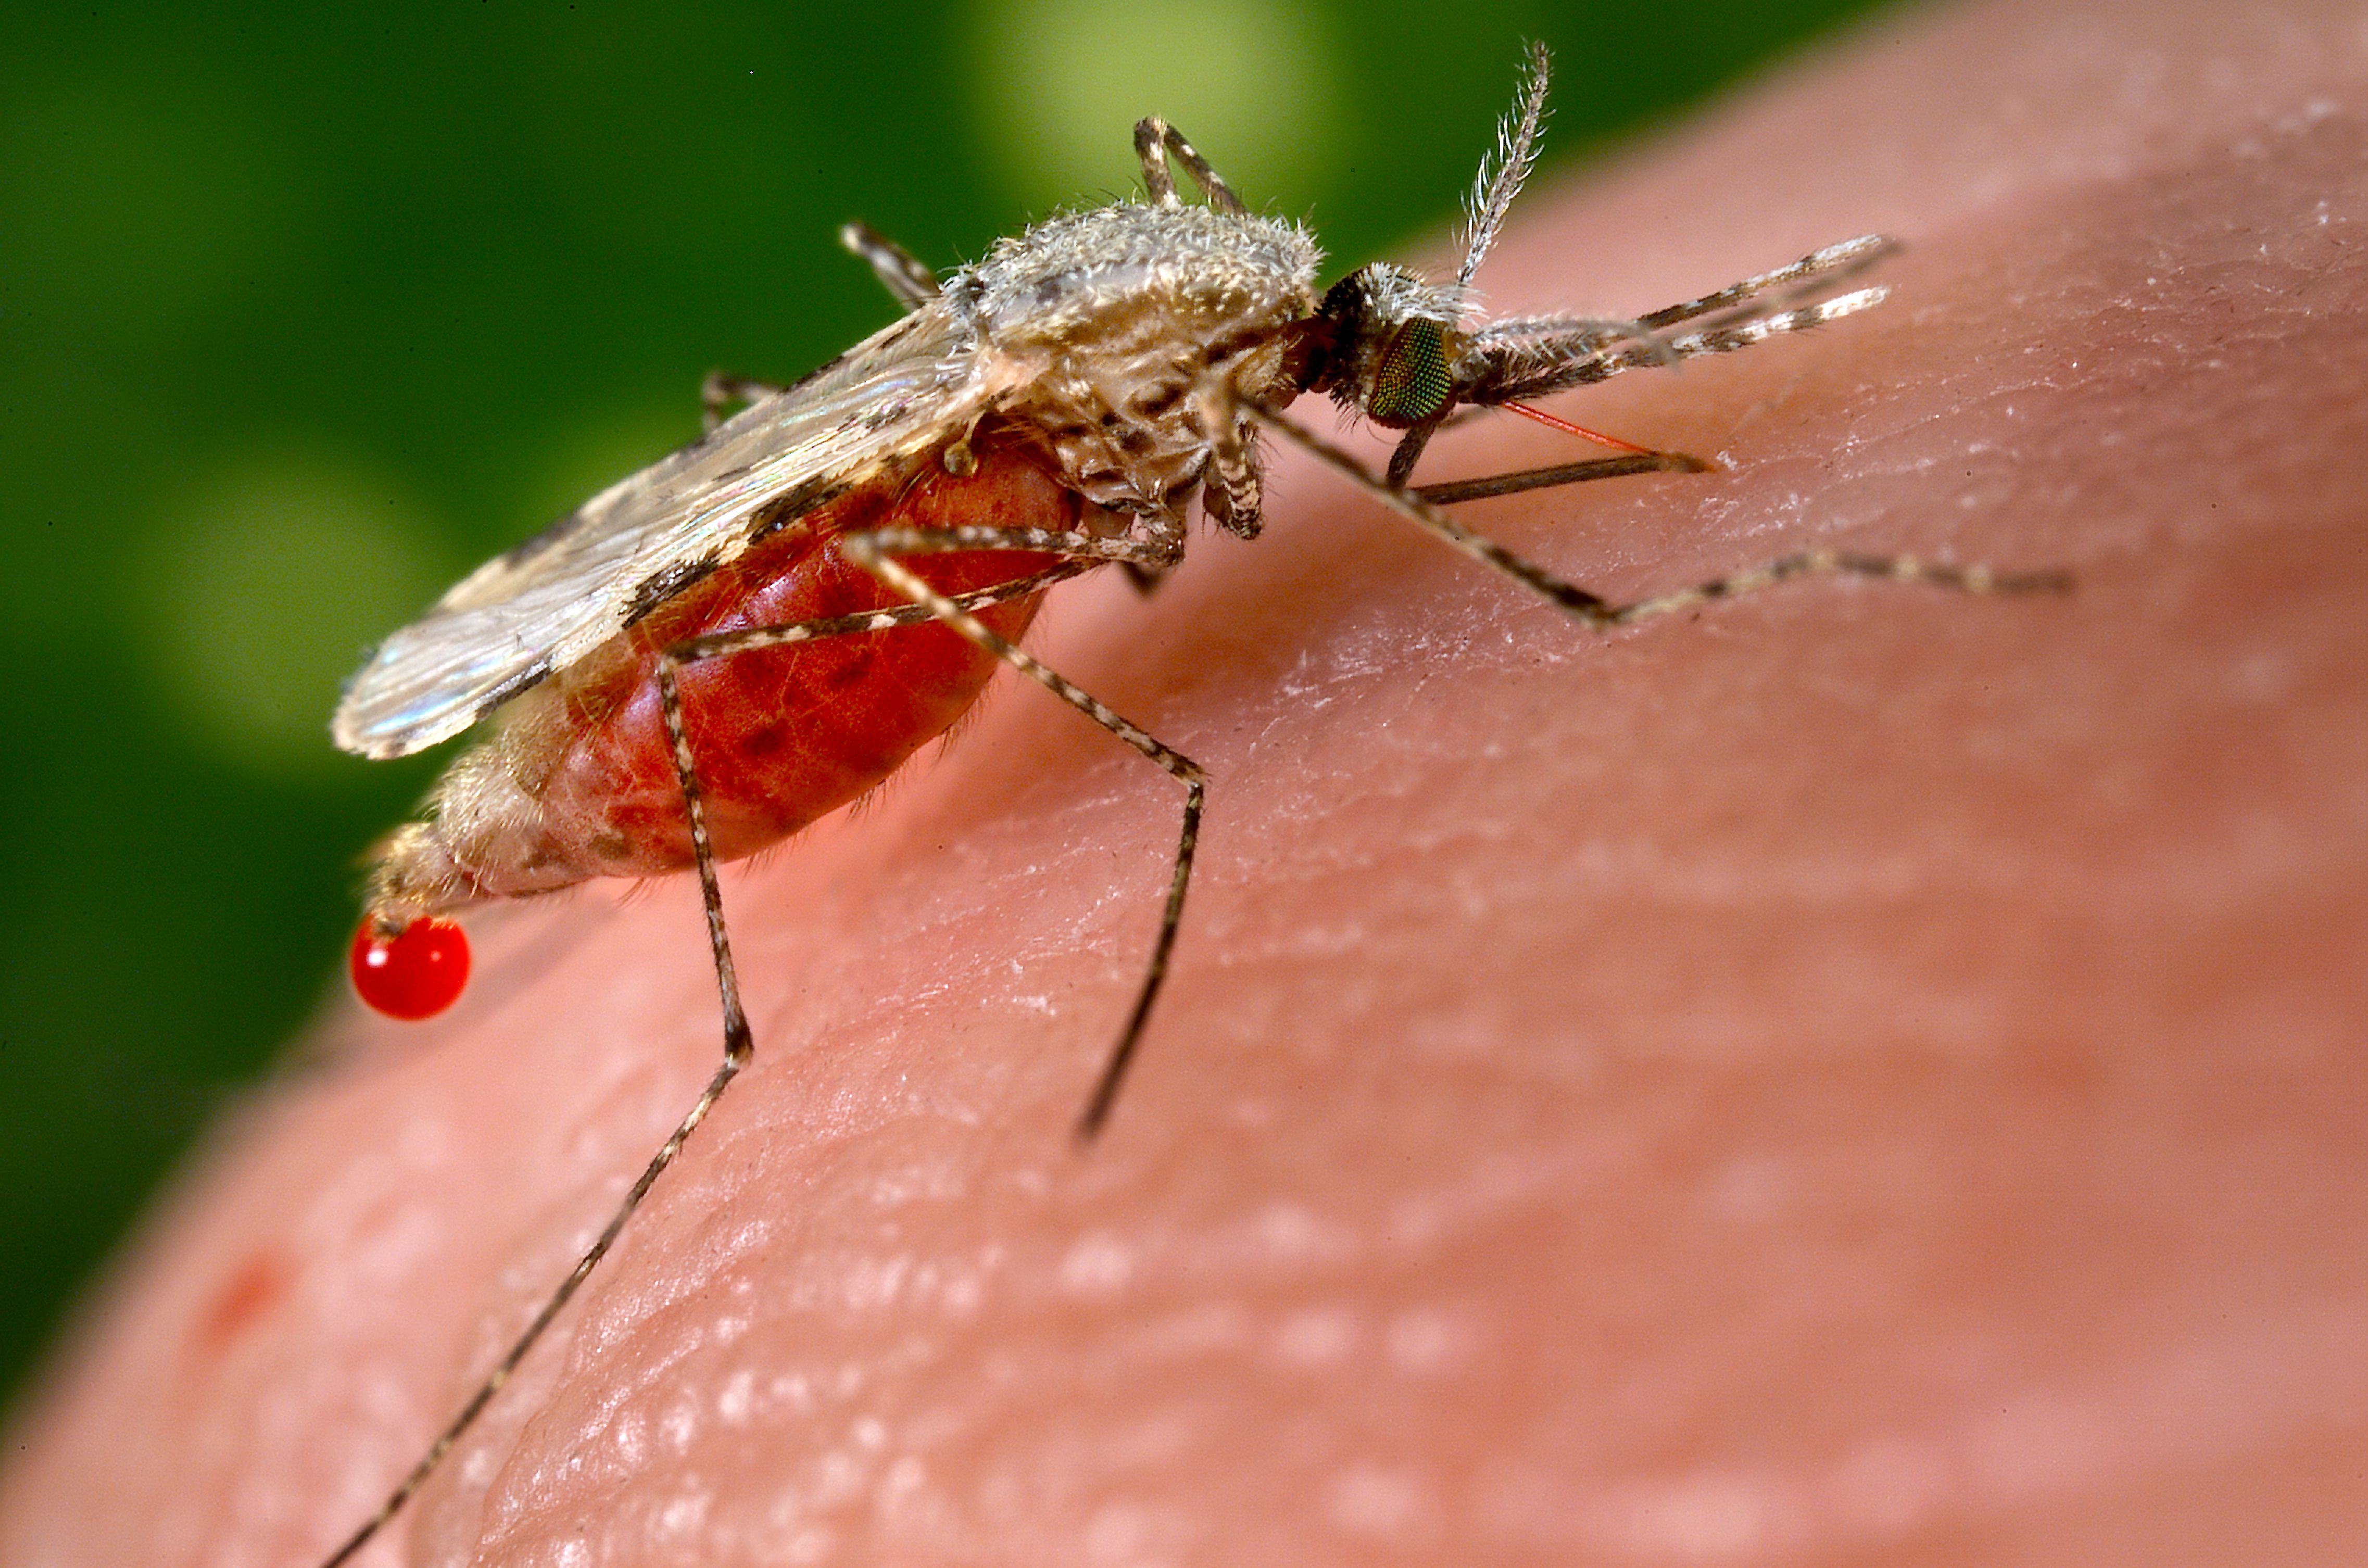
[953,204,1322,514]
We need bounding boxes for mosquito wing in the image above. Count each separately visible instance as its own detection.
[333,302,995,761]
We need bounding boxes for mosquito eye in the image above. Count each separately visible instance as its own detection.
[1368,318,1455,426]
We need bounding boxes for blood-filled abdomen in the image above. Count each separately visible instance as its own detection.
[368,437,1079,917]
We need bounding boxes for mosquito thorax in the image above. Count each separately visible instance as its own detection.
[950,202,1321,514]
[1309,262,1469,429]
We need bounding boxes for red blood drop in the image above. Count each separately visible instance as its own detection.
[350,917,470,1019]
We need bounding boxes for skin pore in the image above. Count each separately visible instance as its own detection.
[3,0,2363,1562]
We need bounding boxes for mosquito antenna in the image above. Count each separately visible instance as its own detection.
[1457,40,1553,295]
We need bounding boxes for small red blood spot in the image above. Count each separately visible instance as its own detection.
[192,1250,291,1354]
[350,917,470,1019]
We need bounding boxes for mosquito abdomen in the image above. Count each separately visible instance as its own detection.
[364,438,1074,923]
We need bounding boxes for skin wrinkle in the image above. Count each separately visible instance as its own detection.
[3,0,2366,1563]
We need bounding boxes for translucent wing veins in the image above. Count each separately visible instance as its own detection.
[333,304,993,760]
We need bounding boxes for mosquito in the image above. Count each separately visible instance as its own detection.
[319,41,2063,1566]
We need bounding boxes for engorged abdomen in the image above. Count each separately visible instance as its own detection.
[375,437,1076,915]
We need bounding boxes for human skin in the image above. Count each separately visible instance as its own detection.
[4,0,2364,1562]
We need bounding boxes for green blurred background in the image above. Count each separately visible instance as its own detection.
[0,0,1881,1419]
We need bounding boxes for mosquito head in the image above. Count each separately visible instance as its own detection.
[1299,262,1469,429]
[1290,43,1556,432]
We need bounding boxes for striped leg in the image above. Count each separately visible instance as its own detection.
[1134,117,1245,214]
[1196,385,1267,537]
[311,559,1102,1568]
[839,522,1206,1141]
[839,220,941,309]
[701,371,789,432]
[1257,406,2072,628]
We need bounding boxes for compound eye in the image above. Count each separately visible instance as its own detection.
[1367,318,1455,426]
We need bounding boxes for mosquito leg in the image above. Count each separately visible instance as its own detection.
[651,568,1104,1120]
[1192,386,1268,537]
[312,668,756,1568]
[840,523,1182,572]
[656,558,1131,1116]
[311,559,1115,1568]
[1256,406,2071,629]
[1132,117,1246,215]
[701,372,789,433]
[662,562,1097,666]
[839,523,1207,1142]
[839,221,940,310]
[318,1085,752,1560]
[1591,550,2073,622]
